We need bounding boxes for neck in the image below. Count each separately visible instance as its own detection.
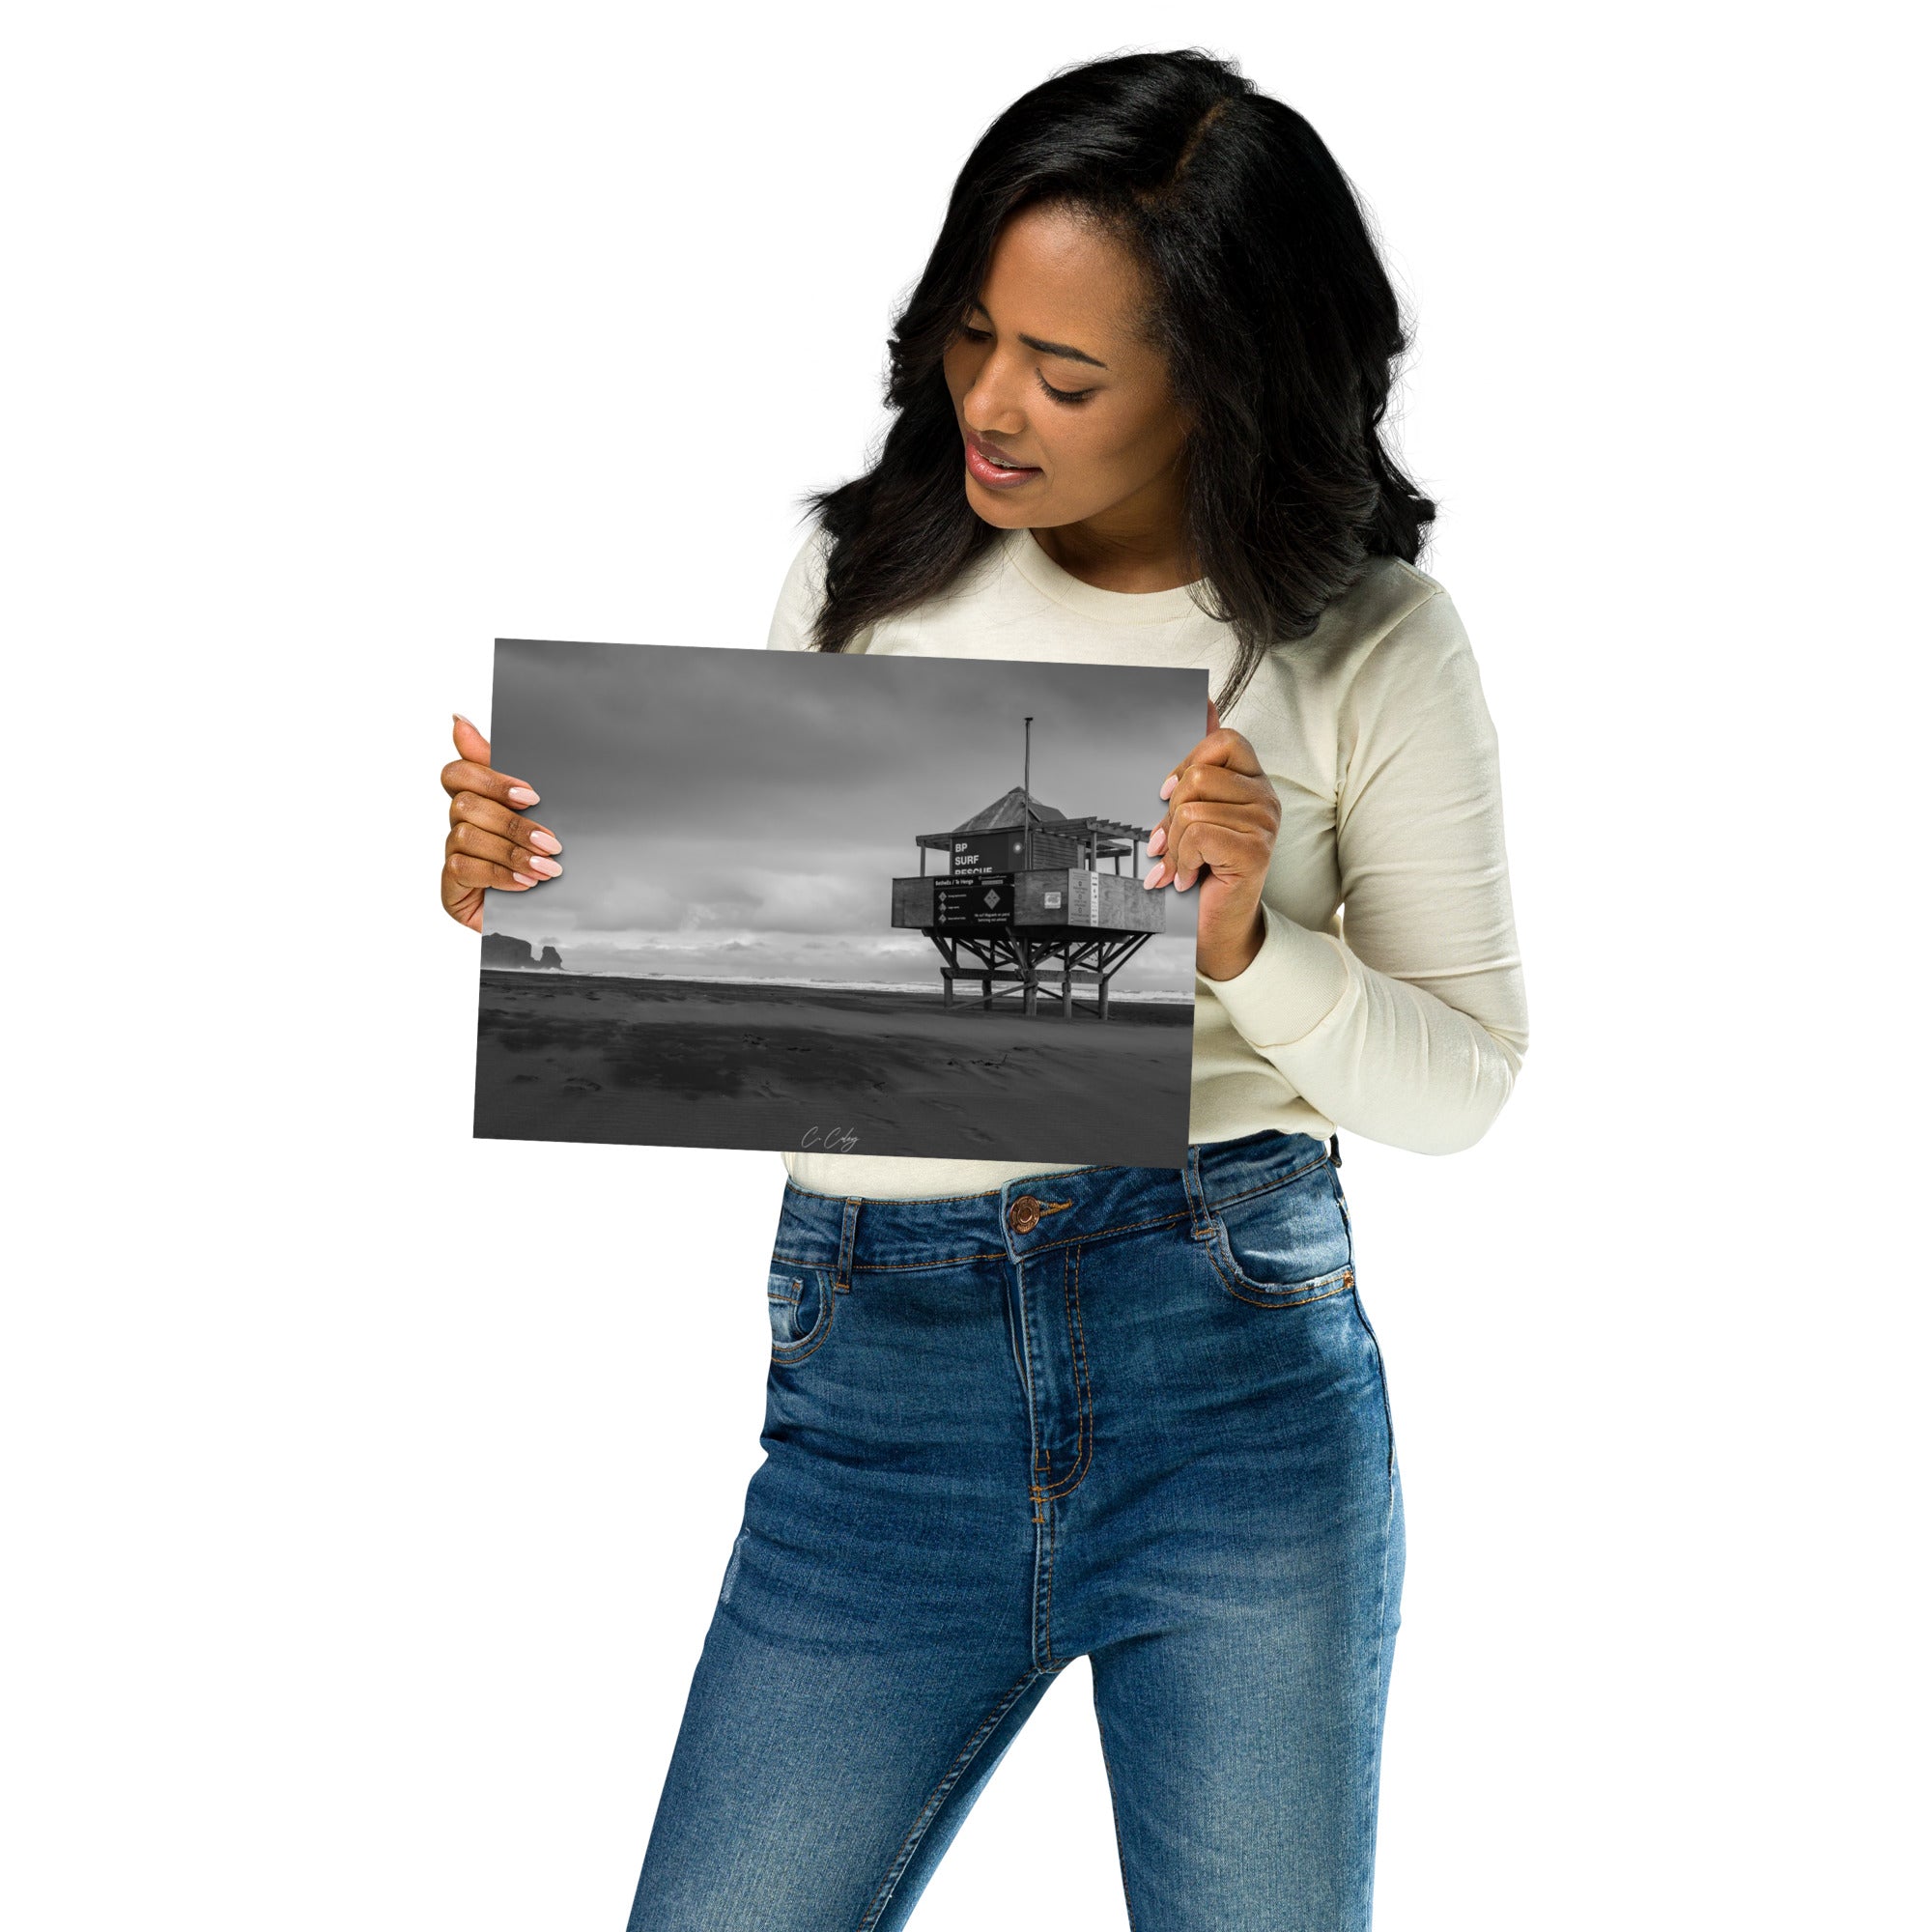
[1027,473,1197,593]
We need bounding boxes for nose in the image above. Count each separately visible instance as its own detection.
[960,350,1028,438]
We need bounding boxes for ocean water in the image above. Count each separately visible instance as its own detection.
[487,965,1192,1003]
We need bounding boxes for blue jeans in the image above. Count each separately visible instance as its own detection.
[626,1129,1405,1930]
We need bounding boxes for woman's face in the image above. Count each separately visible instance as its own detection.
[941,202,1190,537]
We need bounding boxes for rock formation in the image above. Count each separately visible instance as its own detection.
[481,933,563,970]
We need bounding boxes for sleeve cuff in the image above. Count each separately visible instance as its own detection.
[1200,900,1351,1050]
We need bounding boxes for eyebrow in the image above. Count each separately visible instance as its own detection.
[968,301,1108,369]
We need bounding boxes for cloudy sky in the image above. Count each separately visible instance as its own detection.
[482,639,1206,991]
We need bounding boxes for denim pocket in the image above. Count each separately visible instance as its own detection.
[1207,1156,1355,1307]
[767,1262,837,1364]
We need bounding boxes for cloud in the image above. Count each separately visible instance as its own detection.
[480,639,1206,986]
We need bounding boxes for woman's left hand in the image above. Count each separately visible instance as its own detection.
[1146,697,1281,981]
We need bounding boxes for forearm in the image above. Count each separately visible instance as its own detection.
[1205,900,1527,1154]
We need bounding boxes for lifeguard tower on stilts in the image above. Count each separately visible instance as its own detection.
[889,717,1166,1020]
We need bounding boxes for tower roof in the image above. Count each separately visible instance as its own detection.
[952,786,1066,834]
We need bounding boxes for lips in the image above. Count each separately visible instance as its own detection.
[963,431,1041,488]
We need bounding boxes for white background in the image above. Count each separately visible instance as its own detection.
[6,4,1924,1926]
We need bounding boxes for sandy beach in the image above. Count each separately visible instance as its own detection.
[474,969,1193,1166]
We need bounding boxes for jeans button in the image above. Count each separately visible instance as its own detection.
[1008,1195,1042,1234]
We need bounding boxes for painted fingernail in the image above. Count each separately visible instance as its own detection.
[507,785,539,805]
[527,830,562,855]
[1148,826,1166,855]
[512,871,539,886]
[454,711,474,725]
[1144,862,1166,889]
[527,856,562,877]
[1159,775,1178,799]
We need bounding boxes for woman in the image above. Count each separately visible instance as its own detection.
[440,49,1527,1931]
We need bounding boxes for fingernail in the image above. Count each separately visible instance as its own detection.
[512,871,538,886]
[528,830,562,855]
[527,856,562,877]
[507,785,539,805]
[1143,863,1165,889]
[1148,826,1166,856]
[1159,775,1178,799]
[454,711,474,725]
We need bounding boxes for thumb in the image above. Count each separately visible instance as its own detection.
[1206,695,1221,735]
[452,711,492,765]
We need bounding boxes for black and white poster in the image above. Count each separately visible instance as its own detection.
[472,639,1206,1166]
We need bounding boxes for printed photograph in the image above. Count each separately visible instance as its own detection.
[473,638,1206,1165]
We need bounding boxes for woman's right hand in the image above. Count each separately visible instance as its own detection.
[440,714,564,931]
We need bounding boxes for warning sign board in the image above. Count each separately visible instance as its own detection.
[935,874,1014,929]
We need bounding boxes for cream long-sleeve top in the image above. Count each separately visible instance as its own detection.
[766,523,1528,1201]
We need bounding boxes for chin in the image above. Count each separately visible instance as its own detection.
[963,480,1040,528]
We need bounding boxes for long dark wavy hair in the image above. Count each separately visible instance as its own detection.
[804,47,1436,715]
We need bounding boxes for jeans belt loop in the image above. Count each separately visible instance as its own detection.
[836,1197,864,1293]
[1181,1145,1212,1240]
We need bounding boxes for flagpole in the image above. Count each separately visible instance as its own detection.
[1023,715,1033,870]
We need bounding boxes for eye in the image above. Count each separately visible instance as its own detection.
[957,323,992,343]
[1037,371,1094,406]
